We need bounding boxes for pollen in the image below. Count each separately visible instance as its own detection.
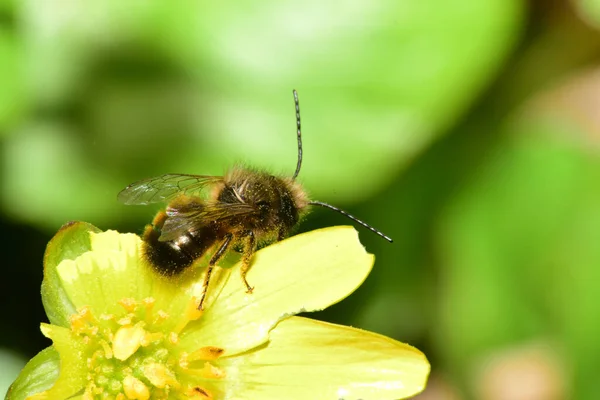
[67,296,225,399]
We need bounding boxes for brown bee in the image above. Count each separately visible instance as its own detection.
[118,90,392,310]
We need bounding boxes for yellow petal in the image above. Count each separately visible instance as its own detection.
[55,231,155,316]
[54,230,206,324]
[30,324,87,400]
[221,316,430,400]
[180,226,374,355]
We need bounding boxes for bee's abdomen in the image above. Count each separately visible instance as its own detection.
[142,224,214,276]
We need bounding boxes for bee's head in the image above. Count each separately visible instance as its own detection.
[217,168,307,236]
[241,173,309,232]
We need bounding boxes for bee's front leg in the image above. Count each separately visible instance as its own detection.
[197,232,233,310]
[240,231,256,294]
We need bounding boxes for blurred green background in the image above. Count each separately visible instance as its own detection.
[3,1,600,399]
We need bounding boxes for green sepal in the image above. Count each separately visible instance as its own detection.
[41,221,101,328]
[4,347,60,400]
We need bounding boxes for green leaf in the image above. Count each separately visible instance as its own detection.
[435,73,600,398]
[41,221,101,328]
[170,1,525,202]
[0,28,25,133]
[1,0,524,231]
[575,0,600,27]
[5,347,60,400]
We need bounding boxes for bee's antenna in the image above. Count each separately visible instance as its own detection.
[292,89,302,180]
[309,200,393,243]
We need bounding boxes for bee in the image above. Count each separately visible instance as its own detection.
[118,90,392,310]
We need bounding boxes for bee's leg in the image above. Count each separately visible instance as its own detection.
[240,231,256,294]
[197,265,214,311]
[151,210,168,229]
[197,233,233,310]
[142,211,168,241]
[209,233,234,266]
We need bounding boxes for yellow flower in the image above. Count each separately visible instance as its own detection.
[7,222,429,400]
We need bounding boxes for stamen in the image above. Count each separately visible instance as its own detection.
[117,316,133,326]
[168,331,179,345]
[79,306,99,323]
[201,362,226,379]
[186,386,213,399]
[141,331,164,346]
[88,350,104,368]
[118,298,138,313]
[70,306,99,334]
[142,363,180,389]
[99,339,113,359]
[83,386,94,400]
[153,310,169,325]
[172,297,202,334]
[100,313,115,321]
[112,325,146,361]
[182,362,226,379]
[186,346,225,362]
[141,297,155,322]
[123,375,150,400]
[63,296,226,399]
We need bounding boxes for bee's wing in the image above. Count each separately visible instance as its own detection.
[117,174,223,205]
[159,201,258,242]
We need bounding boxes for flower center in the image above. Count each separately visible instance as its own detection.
[69,297,225,399]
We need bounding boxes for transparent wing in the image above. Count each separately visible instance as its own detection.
[159,201,257,242]
[117,174,223,205]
